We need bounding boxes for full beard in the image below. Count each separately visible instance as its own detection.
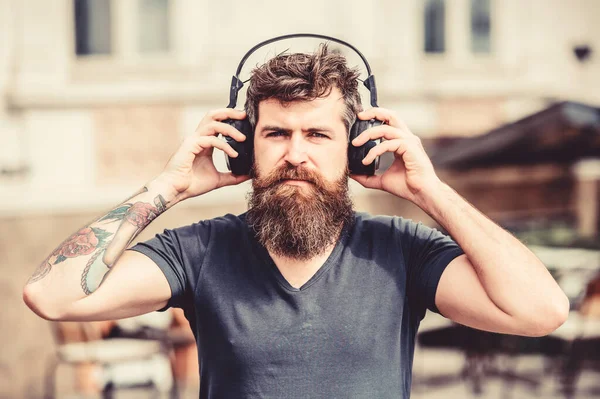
[246,163,355,260]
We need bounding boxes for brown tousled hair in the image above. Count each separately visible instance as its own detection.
[244,44,363,133]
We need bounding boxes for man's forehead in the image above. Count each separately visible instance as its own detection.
[258,94,343,109]
[257,94,347,128]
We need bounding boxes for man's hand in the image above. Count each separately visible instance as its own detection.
[155,108,251,202]
[350,107,442,205]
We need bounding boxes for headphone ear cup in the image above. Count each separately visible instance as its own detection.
[348,118,384,175]
[222,118,254,176]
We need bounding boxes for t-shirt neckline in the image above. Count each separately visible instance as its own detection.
[242,213,353,293]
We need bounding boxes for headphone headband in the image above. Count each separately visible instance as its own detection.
[227,33,378,109]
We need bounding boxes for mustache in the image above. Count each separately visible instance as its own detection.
[252,164,326,189]
[246,162,355,260]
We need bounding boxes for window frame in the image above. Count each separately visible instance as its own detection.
[423,0,447,54]
[70,0,177,78]
[470,0,493,55]
[418,0,500,72]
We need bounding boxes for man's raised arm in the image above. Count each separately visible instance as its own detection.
[22,179,181,321]
[22,108,250,321]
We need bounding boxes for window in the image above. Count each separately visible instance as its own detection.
[74,0,112,55]
[470,0,492,53]
[73,0,171,57]
[424,0,446,53]
[138,0,171,53]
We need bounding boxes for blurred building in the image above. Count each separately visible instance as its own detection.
[0,0,599,397]
[1,0,599,215]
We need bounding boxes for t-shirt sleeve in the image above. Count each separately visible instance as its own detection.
[396,218,464,315]
[127,220,211,311]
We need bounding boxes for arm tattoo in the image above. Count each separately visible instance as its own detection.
[123,195,167,228]
[28,255,52,285]
[80,194,167,294]
[81,247,109,295]
[27,227,111,285]
[123,185,149,203]
[27,192,168,296]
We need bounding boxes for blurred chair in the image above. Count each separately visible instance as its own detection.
[549,273,600,398]
[45,318,176,399]
[412,311,476,392]
[495,267,600,399]
[415,313,540,396]
[167,309,199,394]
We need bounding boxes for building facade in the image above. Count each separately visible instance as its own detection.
[0,0,599,397]
[1,0,599,215]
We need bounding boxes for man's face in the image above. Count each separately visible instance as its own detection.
[246,88,355,260]
[252,87,349,187]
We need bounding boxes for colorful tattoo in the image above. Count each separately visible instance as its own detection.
[80,194,167,294]
[27,190,168,295]
[27,255,52,284]
[81,248,110,295]
[27,227,111,285]
[124,195,167,228]
[123,185,149,202]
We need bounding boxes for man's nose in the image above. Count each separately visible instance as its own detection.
[283,135,308,166]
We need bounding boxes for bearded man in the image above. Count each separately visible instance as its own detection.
[24,43,568,398]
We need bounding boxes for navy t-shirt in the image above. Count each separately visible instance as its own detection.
[129,212,464,398]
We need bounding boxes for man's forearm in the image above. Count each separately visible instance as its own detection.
[415,182,569,324]
[24,177,180,312]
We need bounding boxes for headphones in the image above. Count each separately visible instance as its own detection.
[223,33,383,176]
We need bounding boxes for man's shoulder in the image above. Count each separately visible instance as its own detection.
[169,213,248,238]
[355,212,452,247]
[353,212,420,231]
[208,212,248,227]
[350,212,437,245]
[178,212,245,226]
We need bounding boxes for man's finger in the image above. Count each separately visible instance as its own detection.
[358,108,403,127]
[352,125,411,147]
[206,108,247,122]
[362,140,405,165]
[217,172,251,188]
[350,174,382,190]
[196,121,247,142]
[190,136,239,158]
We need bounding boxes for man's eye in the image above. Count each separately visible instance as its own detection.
[310,132,328,139]
[266,131,286,137]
